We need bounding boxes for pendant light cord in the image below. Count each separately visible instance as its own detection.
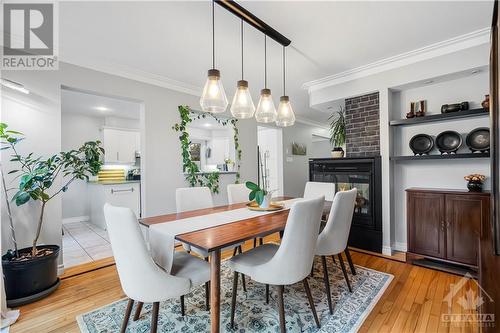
[241,20,244,79]
[264,36,267,89]
[212,0,215,69]
[283,46,286,96]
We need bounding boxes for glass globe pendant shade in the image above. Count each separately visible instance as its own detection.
[230,80,255,119]
[255,88,277,123]
[276,96,296,127]
[200,69,228,113]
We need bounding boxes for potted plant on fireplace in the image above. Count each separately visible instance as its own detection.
[1,123,104,306]
[329,106,346,158]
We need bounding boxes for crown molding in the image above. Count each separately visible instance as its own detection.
[63,57,202,97]
[303,28,490,93]
[294,116,329,130]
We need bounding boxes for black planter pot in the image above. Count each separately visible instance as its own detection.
[467,180,483,192]
[2,245,60,307]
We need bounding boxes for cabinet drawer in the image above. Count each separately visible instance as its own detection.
[104,184,140,217]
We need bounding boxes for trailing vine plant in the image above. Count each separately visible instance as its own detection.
[172,105,242,193]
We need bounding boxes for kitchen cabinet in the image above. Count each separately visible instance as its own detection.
[407,188,489,269]
[103,127,140,164]
[89,182,140,230]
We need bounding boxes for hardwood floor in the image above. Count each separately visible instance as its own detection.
[11,235,478,333]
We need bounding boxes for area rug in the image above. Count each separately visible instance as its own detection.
[77,257,393,333]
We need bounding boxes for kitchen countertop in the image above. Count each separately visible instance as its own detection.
[88,180,141,185]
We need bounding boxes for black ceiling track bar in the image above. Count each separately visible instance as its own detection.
[215,0,291,47]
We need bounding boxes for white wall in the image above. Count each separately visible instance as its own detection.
[258,127,283,196]
[282,122,331,197]
[310,139,332,158]
[1,70,62,261]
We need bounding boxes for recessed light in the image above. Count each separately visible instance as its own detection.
[1,79,29,94]
[94,106,110,112]
[204,123,212,127]
[423,80,434,85]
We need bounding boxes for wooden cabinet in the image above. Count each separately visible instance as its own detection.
[103,127,140,164]
[407,188,489,268]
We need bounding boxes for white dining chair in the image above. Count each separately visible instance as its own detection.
[227,183,251,205]
[303,181,335,202]
[315,188,357,314]
[176,187,247,290]
[227,183,264,248]
[228,196,325,332]
[103,204,210,333]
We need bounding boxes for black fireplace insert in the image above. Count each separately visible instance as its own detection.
[309,156,382,253]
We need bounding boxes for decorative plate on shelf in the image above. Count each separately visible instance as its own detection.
[409,134,434,155]
[246,202,284,211]
[466,127,490,153]
[436,130,463,154]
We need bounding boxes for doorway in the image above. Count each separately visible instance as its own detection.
[60,86,144,269]
[257,126,284,196]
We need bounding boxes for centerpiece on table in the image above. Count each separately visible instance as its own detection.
[464,174,486,192]
[245,150,283,211]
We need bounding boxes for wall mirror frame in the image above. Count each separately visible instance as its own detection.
[172,105,242,193]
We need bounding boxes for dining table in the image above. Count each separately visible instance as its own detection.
[139,196,331,333]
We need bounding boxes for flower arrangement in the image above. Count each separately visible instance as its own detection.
[464,174,486,192]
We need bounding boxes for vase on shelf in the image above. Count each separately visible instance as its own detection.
[467,180,483,192]
[331,147,344,158]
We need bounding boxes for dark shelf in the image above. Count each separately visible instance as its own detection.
[390,152,490,161]
[390,108,489,126]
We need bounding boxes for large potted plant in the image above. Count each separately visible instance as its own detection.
[1,123,104,306]
[329,106,346,158]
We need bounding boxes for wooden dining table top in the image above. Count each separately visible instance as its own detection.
[139,196,331,253]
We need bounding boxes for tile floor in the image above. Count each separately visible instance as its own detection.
[62,221,113,268]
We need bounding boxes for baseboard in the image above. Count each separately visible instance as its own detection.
[382,245,393,256]
[393,242,408,252]
[62,216,89,224]
[57,264,65,276]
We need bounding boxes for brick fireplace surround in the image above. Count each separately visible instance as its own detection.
[345,92,380,158]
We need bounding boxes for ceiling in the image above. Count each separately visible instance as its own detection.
[59,1,493,124]
[61,88,141,120]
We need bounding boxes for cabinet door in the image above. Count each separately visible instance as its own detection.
[103,129,120,163]
[445,195,485,266]
[407,192,445,259]
[103,128,139,164]
[118,131,139,163]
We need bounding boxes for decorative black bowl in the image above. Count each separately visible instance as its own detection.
[409,134,434,155]
[466,127,490,153]
[436,131,462,154]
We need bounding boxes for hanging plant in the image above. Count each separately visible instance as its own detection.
[172,105,242,193]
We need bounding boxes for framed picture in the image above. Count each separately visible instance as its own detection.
[292,142,307,156]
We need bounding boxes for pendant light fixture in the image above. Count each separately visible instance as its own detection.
[276,46,295,127]
[200,0,228,113]
[230,20,255,119]
[255,36,277,123]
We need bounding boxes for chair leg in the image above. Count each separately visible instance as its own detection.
[331,255,337,265]
[205,282,210,311]
[321,256,333,314]
[259,237,264,245]
[241,272,247,292]
[180,295,185,316]
[120,299,134,333]
[151,302,159,333]
[310,259,315,277]
[266,284,270,304]
[344,248,356,275]
[232,247,238,257]
[277,285,286,333]
[133,301,143,321]
[253,238,257,248]
[230,271,239,328]
[338,254,353,292]
[303,278,321,328]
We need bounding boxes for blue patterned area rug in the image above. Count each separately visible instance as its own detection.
[77,257,393,333]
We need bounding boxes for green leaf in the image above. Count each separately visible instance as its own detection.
[255,190,264,205]
[249,190,256,201]
[14,192,30,206]
[246,181,259,191]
